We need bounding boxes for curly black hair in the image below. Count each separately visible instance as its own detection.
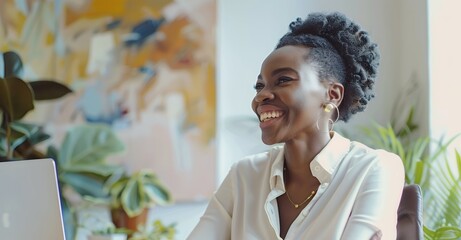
[276,12,380,122]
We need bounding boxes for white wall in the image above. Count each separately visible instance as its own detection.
[217,0,429,183]
[428,0,461,172]
[398,1,429,138]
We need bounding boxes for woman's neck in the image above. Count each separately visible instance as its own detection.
[283,131,331,178]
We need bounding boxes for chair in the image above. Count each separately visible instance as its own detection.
[397,184,423,240]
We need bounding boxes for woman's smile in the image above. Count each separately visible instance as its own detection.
[259,110,284,128]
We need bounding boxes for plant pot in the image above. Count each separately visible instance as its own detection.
[87,234,127,240]
[111,208,149,232]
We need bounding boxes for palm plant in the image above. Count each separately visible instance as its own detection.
[353,108,461,239]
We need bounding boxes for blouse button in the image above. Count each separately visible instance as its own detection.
[314,166,320,171]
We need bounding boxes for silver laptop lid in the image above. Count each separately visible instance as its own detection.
[0,158,66,240]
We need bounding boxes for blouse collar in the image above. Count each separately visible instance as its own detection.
[270,131,351,190]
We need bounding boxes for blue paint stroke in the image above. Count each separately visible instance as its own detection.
[124,17,165,47]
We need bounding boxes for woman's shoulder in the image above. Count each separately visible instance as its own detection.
[348,140,403,168]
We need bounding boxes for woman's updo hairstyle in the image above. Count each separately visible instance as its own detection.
[276,12,380,122]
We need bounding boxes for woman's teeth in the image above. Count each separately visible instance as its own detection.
[260,111,283,122]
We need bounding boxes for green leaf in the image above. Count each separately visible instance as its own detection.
[8,121,50,150]
[121,177,145,217]
[46,145,59,162]
[443,184,461,225]
[61,172,108,198]
[103,168,126,192]
[0,121,51,159]
[58,124,124,167]
[144,183,171,205]
[431,226,461,239]
[109,178,128,201]
[414,161,424,185]
[430,134,461,163]
[29,80,72,100]
[61,199,76,240]
[2,51,23,78]
[0,76,34,121]
[456,150,461,177]
[357,110,461,233]
[65,162,122,177]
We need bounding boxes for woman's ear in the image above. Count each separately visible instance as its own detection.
[327,82,344,106]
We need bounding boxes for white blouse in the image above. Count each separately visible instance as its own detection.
[187,132,405,240]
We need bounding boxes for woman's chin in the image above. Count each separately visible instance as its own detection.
[261,135,279,146]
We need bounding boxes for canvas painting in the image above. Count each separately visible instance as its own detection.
[0,0,216,201]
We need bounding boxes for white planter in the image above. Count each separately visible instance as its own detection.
[87,234,127,240]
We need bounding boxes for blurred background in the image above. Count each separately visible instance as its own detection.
[1,0,460,239]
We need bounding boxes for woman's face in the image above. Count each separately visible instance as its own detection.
[251,45,328,145]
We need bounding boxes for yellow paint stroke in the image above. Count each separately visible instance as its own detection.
[151,17,201,69]
[65,0,127,23]
[183,63,216,143]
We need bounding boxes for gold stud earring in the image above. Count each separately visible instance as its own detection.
[324,103,334,113]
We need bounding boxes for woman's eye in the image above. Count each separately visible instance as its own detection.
[254,83,264,91]
[277,76,293,84]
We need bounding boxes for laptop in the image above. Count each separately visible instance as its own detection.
[0,158,66,240]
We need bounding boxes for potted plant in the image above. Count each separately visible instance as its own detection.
[0,51,72,161]
[1,50,175,240]
[106,170,172,232]
[47,124,126,240]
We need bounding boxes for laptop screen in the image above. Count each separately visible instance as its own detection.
[0,158,66,240]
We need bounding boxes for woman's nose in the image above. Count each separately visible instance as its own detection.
[254,88,275,103]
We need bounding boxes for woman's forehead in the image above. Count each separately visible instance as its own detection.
[261,46,312,72]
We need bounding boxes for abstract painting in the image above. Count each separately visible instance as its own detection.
[0,0,216,201]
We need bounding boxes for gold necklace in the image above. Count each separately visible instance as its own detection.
[283,166,316,208]
[285,189,316,208]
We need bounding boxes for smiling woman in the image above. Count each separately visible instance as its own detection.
[252,46,331,145]
[188,12,404,240]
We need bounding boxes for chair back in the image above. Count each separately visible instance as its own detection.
[397,184,423,240]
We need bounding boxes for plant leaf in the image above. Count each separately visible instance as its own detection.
[0,76,34,121]
[432,226,461,239]
[29,80,72,100]
[109,177,128,201]
[60,199,75,240]
[58,124,124,167]
[65,162,122,177]
[46,145,59,162]
[121,177,144,217]
[413,161,424,185]
[144,183,171,205]
[2,51,23,78]
[456,150,461,177]
[61,172,108,198]
[140,171,171,205]
[9,121,49,149]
